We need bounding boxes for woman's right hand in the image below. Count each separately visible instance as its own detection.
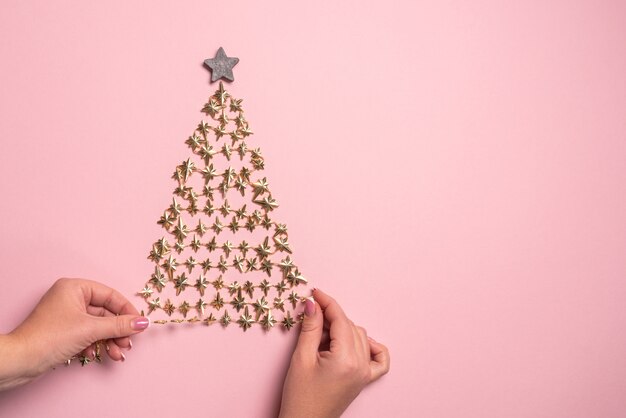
[279,289,390,418]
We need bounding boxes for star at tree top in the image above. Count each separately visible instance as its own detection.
[204,47,239,82]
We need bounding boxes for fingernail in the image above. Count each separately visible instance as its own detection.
[105,343,110,352]
[120,353,126,362]
[131,317,150,331]
[91,349,95,359]
[128,339,133,350]
[304,298,315,317]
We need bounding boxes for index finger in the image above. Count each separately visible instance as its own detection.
[313,289,354,353]
[80,279,140,316]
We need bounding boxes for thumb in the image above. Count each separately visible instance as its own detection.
[295,296,323,357]
[90,315,150,341]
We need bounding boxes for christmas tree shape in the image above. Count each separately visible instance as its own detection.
[137,51,309,332]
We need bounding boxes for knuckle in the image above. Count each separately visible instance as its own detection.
[340,358,359,375]
[289,352,312,370]
[104,291,115,309]
[120,300,135,315]
[380,342,389,352]
[344,361,369,384]
[116,316,127,336]
[54,277,69,287]
[300,320,320,334]
[290,352,305,366]
[383,354,391,373]
[380,345,390,357]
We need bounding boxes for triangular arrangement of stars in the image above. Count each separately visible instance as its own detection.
[137,48,310,332]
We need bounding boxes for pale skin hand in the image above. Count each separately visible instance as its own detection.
[0,278,150,391]
[0,280,389,416]
[279,289,391,418]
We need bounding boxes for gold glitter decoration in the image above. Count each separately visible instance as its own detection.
[137,65,309,332]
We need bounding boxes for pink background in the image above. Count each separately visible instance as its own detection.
[1,1,625,417]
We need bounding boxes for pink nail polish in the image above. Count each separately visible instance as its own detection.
[120,353,126,362]
[304,298,315,317]
[131,317,150,331]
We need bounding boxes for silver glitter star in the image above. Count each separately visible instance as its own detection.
[204,47,239,82]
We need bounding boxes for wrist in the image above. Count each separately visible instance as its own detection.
[0,332,38,391]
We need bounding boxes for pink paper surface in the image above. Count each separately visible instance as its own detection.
[1,1,625,417]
